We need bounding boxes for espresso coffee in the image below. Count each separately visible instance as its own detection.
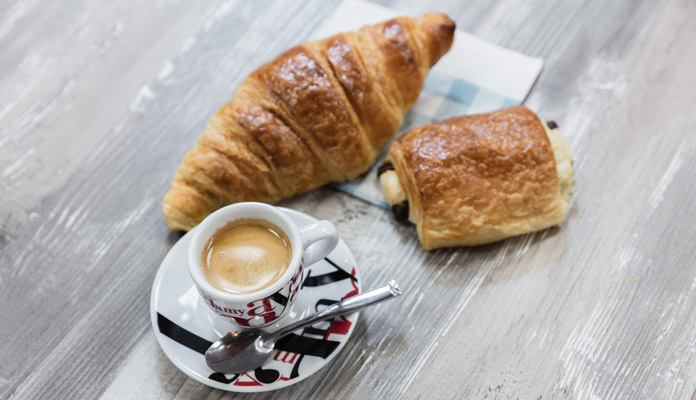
[201,218,291,294]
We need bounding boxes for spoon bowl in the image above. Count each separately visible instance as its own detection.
[205,330,274,374]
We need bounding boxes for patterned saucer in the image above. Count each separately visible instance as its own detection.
[150,208,361,392]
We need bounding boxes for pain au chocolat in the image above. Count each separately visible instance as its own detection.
[379,106,573,250]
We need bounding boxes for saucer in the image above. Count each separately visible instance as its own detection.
[150,208,361,392]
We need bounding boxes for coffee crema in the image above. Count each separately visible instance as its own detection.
[201,218,291,294]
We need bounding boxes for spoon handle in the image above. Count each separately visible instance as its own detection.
[266,280,402,344]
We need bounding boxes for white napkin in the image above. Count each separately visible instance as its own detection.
[312,0,544,208]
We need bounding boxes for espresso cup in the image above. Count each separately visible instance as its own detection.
[188,202,339,328]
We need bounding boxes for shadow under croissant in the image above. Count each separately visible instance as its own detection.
[166,229,186,248]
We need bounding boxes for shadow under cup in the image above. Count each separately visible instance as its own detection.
[187,203,306,329]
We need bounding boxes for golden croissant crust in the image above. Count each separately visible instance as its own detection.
[380,106,573,250]
[162,14,455,231]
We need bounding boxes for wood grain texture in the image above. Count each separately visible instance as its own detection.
[2,0,696,399]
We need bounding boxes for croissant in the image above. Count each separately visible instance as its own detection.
[379,106,573,250]
[162,14,455,230]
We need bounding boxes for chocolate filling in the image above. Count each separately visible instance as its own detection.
[391,201,409,223]
[377,162,394,177]
[546,120,559,129]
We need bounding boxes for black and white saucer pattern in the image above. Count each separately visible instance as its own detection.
[150,208,361,392]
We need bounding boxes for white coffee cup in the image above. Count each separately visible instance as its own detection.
[188,202,338,328]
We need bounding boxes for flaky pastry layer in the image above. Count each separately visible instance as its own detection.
[380,106,573,249]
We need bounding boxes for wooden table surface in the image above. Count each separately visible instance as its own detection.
[2,0,696,398]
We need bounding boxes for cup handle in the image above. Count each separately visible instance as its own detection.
[299,220,339,266]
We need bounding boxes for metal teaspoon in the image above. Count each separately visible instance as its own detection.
[205,280,402,374]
